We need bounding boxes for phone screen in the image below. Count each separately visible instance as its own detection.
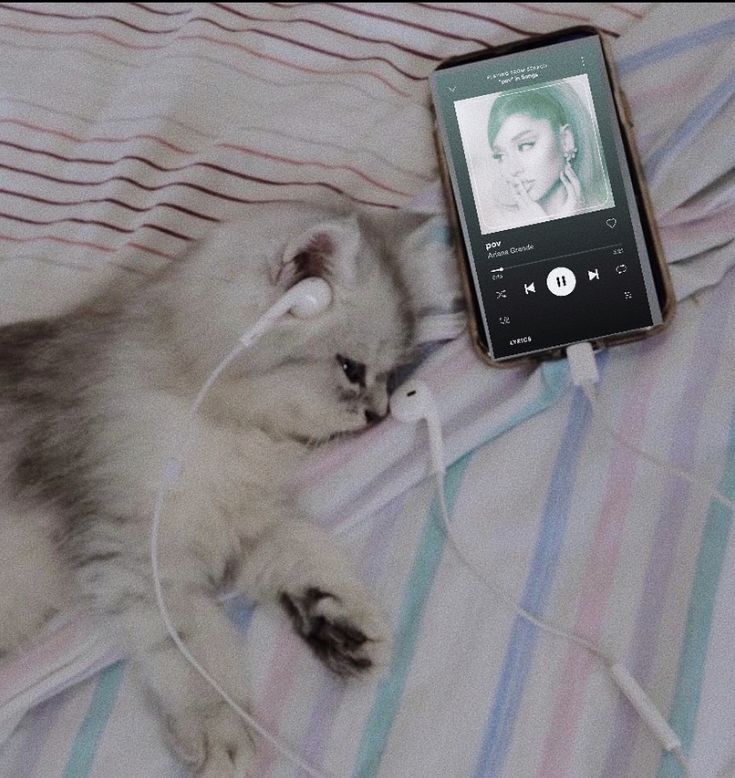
[430,31,666,362]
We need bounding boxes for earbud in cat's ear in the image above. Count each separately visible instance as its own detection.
[390,379,445,476]
[239,278,332,346]
[285,278,333,318]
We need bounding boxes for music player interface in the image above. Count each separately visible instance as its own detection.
[431,34,664,360]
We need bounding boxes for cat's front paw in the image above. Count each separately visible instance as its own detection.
[280,586,391,677]
[164,701,255,778]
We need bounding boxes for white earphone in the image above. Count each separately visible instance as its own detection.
[239,278,333,347]
[389,379,446,477]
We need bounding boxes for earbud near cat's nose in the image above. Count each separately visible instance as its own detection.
[390,379,445,475]
[389,380,435,424]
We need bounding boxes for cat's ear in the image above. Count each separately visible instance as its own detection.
[274,216,360,290]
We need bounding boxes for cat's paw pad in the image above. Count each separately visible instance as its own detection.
[164,701,255,777]
[280,586,391,676]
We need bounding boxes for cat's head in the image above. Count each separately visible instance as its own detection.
[165,202,421,444]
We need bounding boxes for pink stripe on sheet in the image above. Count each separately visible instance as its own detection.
[536,338,667,777]
[626,75,709,111]
[0,231,176,260]
[0,100,432,181]
[174,32,413,97]
[1,2,436,80]
[0,118,195,154]
[0,114,428,189]
[0,20,413,99]
[0,613,119,720]
[0,36,417,115]
[0,161,399,211]
[0,209,191,241]
[415,2,541,35]
[0,20,163,49]
[511,3,597,24]
[239,27,428,81]
[131,3,192,17]
[324,2,494,48]
[250,627,305,777]
[657,202,735,230]
[222,132,434,184]
[0,230,114,253]
[206,143,412,197]
[415,2,624,38]
[0,186,221,223]
[606,3,645,19]
[1,138,410,200]
[0,96,214,139]
[213,2,445,62]
[0,4,182,34]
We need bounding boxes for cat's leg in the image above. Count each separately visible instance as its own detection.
[76,546,256,776]
[237,516,392,677]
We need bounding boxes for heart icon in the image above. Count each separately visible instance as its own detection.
[606,218,617,228]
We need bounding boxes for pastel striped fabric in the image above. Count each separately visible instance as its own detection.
[0,3,733,777]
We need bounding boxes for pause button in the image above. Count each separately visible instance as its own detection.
[546,267,576,296]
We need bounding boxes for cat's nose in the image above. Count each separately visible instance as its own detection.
[364,409,385,426]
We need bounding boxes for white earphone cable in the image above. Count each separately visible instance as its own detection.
[435,430,690,776]
[416,341,716,778]
[432,449,693,778]
[151,321,332,778]
[433,478,607,660]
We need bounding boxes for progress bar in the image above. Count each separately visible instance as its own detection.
[489,242,624,273]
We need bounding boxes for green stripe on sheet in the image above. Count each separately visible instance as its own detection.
[658,407,735,778]
[352,451,473,778]
[61,661,125,778]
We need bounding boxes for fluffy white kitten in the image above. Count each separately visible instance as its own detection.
[0,201,419,776]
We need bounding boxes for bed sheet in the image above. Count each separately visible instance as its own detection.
[0,3,734,777]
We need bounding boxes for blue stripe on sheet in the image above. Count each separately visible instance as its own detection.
[645,74,735,182]
[61,661,125,778]
[657,400,735,778]
[617,19,735,74]
[472,379,597,778]
[353,359,571,778]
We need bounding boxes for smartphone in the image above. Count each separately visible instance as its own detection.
[429,26,674,366]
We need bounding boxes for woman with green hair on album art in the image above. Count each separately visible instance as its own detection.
[459,77,614,234]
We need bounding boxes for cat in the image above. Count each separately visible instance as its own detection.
[0,200,419,776]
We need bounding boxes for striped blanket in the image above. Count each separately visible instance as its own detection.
[0,3,734,777]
